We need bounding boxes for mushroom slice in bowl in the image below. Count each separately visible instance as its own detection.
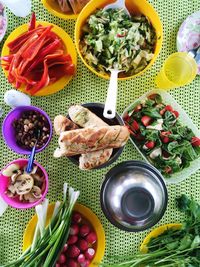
[14,174,34,195]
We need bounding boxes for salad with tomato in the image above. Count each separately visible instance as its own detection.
[123,93,200,177]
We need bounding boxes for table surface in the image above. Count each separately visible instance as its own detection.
[0,0,200,264]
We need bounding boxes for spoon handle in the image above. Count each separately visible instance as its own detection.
[26,145,36,173]
[103,69,119,119]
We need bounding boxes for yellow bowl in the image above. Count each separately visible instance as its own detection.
[1,21,77,96]
[41,0,78,19]
[23,203,106,266]
[140,223,182,253]
[75,0,163,80]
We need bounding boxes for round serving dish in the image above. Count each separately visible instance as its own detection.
[68,103,125,169]
[23,203,106,266]
[1,21,77,96]
[2,105,53,155]
[75,0,163,80]
[0,2,7,42]
[140,223,182,253]
[100,160,168,232]
[0,158,48,209]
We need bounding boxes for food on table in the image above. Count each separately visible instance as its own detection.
[55,210,97,267]
[2,184,80,267]
[123,93,200,177]
[79,9,156,77]
[3,163,45,203]
[1,13,75,95]
[56,0,90,14]
[13,110,50,150]
[4,89,31,108]
[68,105,113,169]
[68,105,108,127]
[54,125,129,157]
[0,2,7,40]
[54,115,78,135]
[102,195,200,266]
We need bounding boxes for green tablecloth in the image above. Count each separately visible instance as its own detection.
[0,0,200,264]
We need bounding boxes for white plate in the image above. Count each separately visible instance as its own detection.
[176,10,200,74]
[122,89,200,184]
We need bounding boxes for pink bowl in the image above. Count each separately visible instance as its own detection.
[0,159,48,209]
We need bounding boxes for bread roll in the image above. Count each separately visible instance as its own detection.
[53,126,129,157]
[68,105,107,128]
[54,115,78,135]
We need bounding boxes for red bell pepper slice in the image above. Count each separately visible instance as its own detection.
[28,12,36,31]
[22,26,53,61]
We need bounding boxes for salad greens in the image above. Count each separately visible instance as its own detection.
[123,93,200,177]
[0,184,79,267]
[101,195,200,267]
[80,9,156,77]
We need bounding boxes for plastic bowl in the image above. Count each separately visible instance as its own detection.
[67,103,125,169]
[0,158,49,209]
[2,105,53,155]
[140,223,182,253]
[1,21,77,96]
[75,0,163,80]
[41,0,78,19]
[23,203,105,266]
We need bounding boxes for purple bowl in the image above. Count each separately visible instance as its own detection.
[0,158,48,209]
[2,106,52,155]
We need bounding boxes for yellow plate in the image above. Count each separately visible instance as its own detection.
[42,0,78,20]
[140,223,182,253]
[75,0,163,80]
[1,21,77,96]
[23,203,106,266]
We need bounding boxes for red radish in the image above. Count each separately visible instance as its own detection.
[159,108,166,115]
[58,254,66,264]
[79,224,90,237]
[81,260,90,267]
[84,248,95,260]
[68,235,78,245]
[77,254,86,264]
[141,116,151,126]
[134,104,142,112]
[165,166,172,174]
[69,224,79,235]
[72,212,82,224]
[62,244,68,253]
[67,259,78,267]
[191,136,200,147]
[172,110,179,118]
[85,232,97,244]
[67,245,80,258]
[131,120,139,132]
[145,141,155,149]
[77,239,88,251]
[162,137,170,143]
[165,105,173,112]
[161,131,171,137]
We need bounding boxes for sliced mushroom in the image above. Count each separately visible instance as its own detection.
[23,192,37,203]
[6,185,16,197]
[2,164,20,177]
[31,186,42,199]
[11,171,22,183]
[14,174,34,195]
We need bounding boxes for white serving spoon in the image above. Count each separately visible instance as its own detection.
[103,0,131,17]
[103,0,130,119]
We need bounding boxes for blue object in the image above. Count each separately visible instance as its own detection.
[26,130,40,173]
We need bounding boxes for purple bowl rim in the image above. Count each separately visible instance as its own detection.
[2,105,53,155]
[0,158,49,209]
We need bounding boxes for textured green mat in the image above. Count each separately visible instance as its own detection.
[0,0,200,264]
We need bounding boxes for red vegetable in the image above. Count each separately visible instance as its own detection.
[79,225,90,237]
[191,137,200,147]
[141,116,151,126]
[165,166,172,174]
[131,120,140,132]
[1,13,75,95]
[85,232,97,244]
[165,105,173,112]
[69,224,79,236]
[172,110,179,118]
[160,131,171,144]
[134,104,142,112]
[67,245,80,258]
[145,141,155,149]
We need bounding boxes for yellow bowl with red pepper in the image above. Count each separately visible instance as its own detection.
[1,19,77,96]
